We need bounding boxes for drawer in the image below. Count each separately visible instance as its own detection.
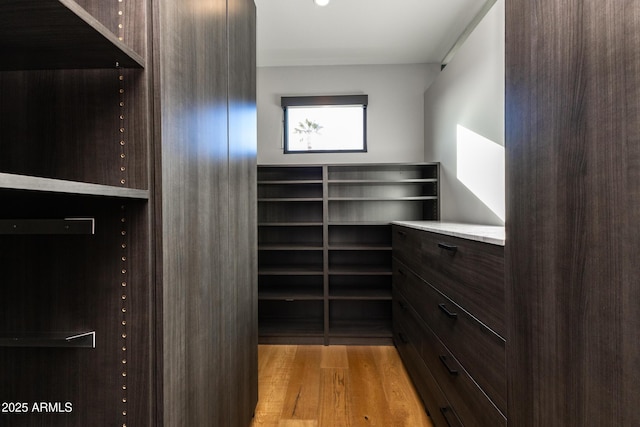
[393,259,506,414]
[395,291,504,426]
[392,225,424,273]
[403,227,505,337]
[418,309,506,427]
[393,294,463,427]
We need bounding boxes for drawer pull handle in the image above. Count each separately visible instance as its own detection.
[438,303,458,319]
[398,332,410,344]
[397,269,406,276]
[397,230,407,237]
[398,300,407,310]
[438,242,458,254]
[440,407,461,427]
[439,355,459,376]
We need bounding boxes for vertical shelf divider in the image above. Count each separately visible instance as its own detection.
[322,165,330,346]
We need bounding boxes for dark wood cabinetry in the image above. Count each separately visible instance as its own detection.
[0,0,256,426]
[506,1,640,425]
[0,3,151,425]
[392,223,505,427]
[258,164,439,345]
[153,0,258,425]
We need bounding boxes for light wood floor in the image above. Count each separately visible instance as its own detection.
[250,345,434,427]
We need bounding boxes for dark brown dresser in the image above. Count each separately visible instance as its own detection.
[392,221,505,427]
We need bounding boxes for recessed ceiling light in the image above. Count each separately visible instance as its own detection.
[314,0,330,6]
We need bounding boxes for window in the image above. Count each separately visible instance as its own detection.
[282,95,368,153]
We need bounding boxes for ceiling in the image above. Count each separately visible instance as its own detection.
[255,0,490,67]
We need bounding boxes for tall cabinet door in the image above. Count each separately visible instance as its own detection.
[153,0,257,425]
[506,1,640,425]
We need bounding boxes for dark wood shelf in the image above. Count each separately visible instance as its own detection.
[257,165,323,182]
[258,197,323,202]
[328,221,395,226]
[258,266,324,276]
[0,173,150,199]
[327,163,439,181]
[258,180,323,185]
[0,0,144,70]
[259,244,323,251]
[328,266,393,275]
[258,222,323,227]
[0,331,95,348]
[328,179,438,184]
[328,244,392,250]
[328,196,438,201]
[259,289,324,301]
[0,218,95,235]
[329,289,392,300]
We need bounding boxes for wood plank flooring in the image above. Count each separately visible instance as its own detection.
[251,345,433,427]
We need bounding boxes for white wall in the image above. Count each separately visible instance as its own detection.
[424,0,505,225]
[258,63,440,164]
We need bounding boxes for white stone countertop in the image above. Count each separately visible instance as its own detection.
[391,221,505,246]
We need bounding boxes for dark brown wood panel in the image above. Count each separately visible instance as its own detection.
[228,0,258,423]
[121,68,150,190]
[75,0,147,58]
[153,0,257,425]
[153,0,229,421]
[506,1,640,425]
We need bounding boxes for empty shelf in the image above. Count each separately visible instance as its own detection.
[0,173,149,199]
[0,0,144,70]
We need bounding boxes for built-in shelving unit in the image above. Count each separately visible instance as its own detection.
[257,166,325,343]
[0,0,151,425]
[258,163,439,345]
[1,0,258,425]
